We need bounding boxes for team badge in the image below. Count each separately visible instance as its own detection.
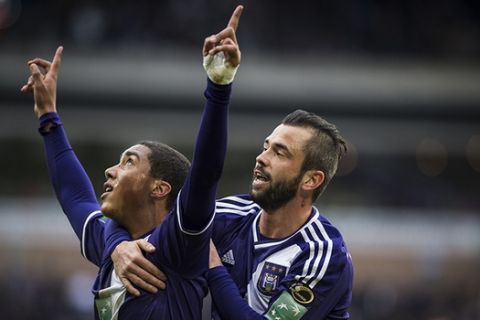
[289,282,315,305]
[257,262,287,295]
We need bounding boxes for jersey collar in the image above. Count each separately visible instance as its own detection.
[252,207,319,250]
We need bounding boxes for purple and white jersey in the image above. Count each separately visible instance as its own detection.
[40,78,232,320]
[209,194,353,319]
[81,191,214,320]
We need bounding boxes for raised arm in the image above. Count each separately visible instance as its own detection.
[105,6,244,295]
[21,47,105,264]
[178,5,243,232]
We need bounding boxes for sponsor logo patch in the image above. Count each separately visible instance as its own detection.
[221,249,235,266]
[95,296,112,320]
[265,290,308,320]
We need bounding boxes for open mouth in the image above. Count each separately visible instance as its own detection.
[254,170,269,182]
[253,169,271,188]
[101,182,114,199]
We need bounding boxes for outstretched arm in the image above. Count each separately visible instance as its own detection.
[21,47,104,265]
[178,4,243,232]
[107,5,244,295]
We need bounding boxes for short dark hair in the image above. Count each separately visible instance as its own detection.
[281,109,347,201]
[138,141,191,210]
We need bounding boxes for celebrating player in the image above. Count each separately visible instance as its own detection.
[111,75,354,318]
[206,110,353,319]
[21,5,243,319]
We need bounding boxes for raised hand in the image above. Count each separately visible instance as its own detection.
[21,46,63,118]
[203,5,243,84]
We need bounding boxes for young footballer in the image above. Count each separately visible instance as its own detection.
[21,5,243,319]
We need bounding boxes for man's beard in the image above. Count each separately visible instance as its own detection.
[251,173,302,212]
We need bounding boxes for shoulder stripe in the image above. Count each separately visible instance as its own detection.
[298,229,317,282]
[216,207,258,216]
[81,210,102,260]
[295,217,335,289]
[309,220,333,287]
[215,201,259,211]
[303,223,325,287]
[217,195,253,205]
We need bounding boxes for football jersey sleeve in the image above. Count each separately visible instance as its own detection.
[150,78,231,276]
[104,79,232,276]
[207,266,264,319]
[40,112,105,266]
[177,78,231,233]
[211,194,260,246]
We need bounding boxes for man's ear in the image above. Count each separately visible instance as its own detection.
[301,170,325,193]
[151,180,172,200]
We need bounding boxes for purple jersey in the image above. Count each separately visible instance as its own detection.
[40,79,231,319]
[208,194,353,319]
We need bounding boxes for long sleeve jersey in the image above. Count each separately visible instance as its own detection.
[40,78,231,319]
[207,194,353,320]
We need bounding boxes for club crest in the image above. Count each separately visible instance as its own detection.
[257,262,287,295]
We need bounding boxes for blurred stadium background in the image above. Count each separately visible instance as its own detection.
[0,0,479,319]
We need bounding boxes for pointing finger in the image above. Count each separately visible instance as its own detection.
[227,5,243,32]
[50,46,63,78]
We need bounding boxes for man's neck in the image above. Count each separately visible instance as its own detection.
[128,204,169,239]
[258,198,313,239]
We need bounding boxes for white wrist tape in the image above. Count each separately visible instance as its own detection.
[203,52,239,85]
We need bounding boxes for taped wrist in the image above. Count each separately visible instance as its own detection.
[203,52,239,85]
